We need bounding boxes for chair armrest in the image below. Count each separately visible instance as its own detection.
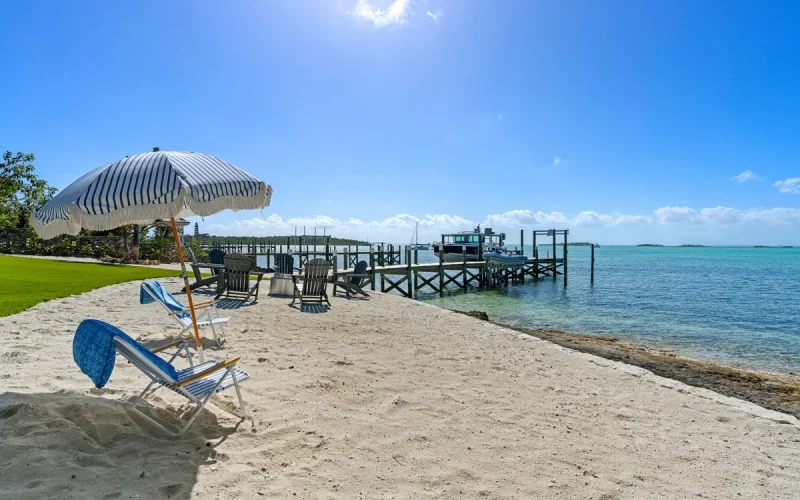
[174,356,241,387]
[151,338,186,353]
[167,301,215,316]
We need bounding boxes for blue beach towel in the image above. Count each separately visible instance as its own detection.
[73,319,178,388]
[140,281,190,319]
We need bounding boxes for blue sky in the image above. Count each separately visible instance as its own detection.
[2,0,799,245]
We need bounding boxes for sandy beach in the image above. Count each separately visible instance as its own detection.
[1,278,799,499]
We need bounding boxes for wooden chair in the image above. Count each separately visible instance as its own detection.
[333,260,370,298]
[274,253,300,275]
[292,258,331,306]
[208,249,226,277]
[185,247,219,290]
[217,253,263,302]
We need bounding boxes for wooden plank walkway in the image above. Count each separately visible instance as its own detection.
[336,258,564,276]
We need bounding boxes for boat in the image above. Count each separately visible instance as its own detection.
[483,249,527,268]
[409,222,430,250]
[432,225,506,262]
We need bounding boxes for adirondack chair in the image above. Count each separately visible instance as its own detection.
[333,260,370,298]
[185,247,219,290]
[292,258,331,306]
[217,253,263,302]
[274,253,300,275]
[208,249,226,277]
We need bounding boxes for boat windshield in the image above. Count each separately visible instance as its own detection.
[452,235,480,244]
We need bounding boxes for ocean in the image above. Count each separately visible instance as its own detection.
[261,246,800,374]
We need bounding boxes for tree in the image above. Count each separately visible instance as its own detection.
[0,151,56,229]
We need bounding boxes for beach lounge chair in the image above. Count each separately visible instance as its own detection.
[140,281,229,346]
[185,247,219,290]
[292,258,331,306]
[217,253,263,302]
[274,253,300,275]
[333,260,370,298]
[73,319,248,437]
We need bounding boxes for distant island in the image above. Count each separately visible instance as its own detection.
[679,244,707,247]
[636,244,664,247]
[754,245,795,248]
[567,242,599,247]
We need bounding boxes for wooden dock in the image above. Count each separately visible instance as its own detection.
[332,257,566,298]
[201,228,594,299]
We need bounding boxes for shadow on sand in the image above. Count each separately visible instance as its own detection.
[0,391,239,500]
[289,303,330,314]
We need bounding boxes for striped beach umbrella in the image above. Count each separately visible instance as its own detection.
[32,151,273,361]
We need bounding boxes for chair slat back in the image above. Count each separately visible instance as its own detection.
[274,254,294,274]
[351,261,368,286]
[223,253,255,292]
[302,258,330,297]
[209,249,226,276]
[187,247,203,281]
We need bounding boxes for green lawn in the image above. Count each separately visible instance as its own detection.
[0,255,187,317]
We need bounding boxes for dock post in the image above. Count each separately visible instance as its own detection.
[520,229,525,283]
[591,244,595,285]
[533,231,538,278]
[414,247,418,265]
[369,248,376,291]
[407,248,412,298]
[462,246,467,289]
[478,234,485,285]
[439,235,445,296]
[563,230,568,288]
[552,229,557,280]
[266,245,271,270]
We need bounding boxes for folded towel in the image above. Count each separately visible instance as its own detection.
[73,319,179,388]
[140,281,191,319]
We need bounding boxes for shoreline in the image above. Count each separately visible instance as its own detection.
[451,311,800,419]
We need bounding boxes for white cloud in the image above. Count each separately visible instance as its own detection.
[774,178,800,194]
[426,9,442,22]
[351,0,411,27]
[730,170,760,183]
[203,206,800,241]
[552,157,562,166]
[654,206,800,226]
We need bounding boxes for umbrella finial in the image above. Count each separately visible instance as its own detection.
[152,146,160,152]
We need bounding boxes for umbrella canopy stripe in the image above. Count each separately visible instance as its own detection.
[31,151,272,239]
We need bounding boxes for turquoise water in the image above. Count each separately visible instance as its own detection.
[417,246,800,374]
[261,246,800,373]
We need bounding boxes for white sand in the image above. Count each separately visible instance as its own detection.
[1,278,798,499]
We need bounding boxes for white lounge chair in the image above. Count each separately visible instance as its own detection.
[140,280,229,346]
[74,319,249,437]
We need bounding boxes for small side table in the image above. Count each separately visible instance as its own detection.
[269,273,295,296]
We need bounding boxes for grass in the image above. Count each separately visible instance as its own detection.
[1,255,187,317]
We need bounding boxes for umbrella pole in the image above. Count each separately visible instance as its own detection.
[170,217,204,363]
